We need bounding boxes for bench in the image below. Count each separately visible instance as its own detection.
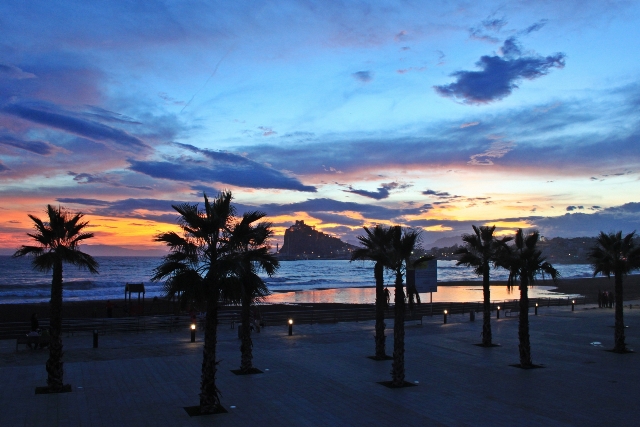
[16,335,50,352]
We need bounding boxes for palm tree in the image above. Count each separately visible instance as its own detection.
[455,225,512,346]
[13,205,98,392]
[387,226,433,386]
[501,229,558,368]
[226,211,279,374]
[588,231,640,353]
[152,191,234,414]
[351,225,393,360]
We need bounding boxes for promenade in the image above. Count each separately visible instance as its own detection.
[1,303,639,426]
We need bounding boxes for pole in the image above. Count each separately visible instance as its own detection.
[430,292,433,317]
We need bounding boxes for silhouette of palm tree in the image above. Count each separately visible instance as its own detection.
[456,225,511,346]
[351,225,393,359]
[588,231,640,353]
[225,211,279,373]
[500,229,558,368]
[152,191,235,414]
[14,205,98,392]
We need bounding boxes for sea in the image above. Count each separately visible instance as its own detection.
[0,256,609,305]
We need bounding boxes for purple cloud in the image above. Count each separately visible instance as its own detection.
[0,134,56,155]
[434,37,565,104]
[2,103,148,150]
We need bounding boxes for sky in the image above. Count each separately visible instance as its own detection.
[1,0,640,253]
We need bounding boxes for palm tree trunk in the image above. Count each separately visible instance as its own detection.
[613,273,626,352]
[518,276,532,367]
[239,295,253,372]
[47,261,64,391]
[374,262,387,359]
[482,265,492,346]
[200,296,221,413]
[391,270,405,386]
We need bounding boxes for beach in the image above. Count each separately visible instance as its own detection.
[1,275,637,323]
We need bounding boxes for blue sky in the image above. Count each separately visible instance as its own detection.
[1,0,640,251]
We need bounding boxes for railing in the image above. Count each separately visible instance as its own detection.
[0,296,590,340]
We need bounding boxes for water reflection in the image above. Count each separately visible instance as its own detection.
[265,285,581,305]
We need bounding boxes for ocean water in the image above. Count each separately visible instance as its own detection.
[0,256,604,305]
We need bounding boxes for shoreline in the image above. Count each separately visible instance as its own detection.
[1,276,637,323]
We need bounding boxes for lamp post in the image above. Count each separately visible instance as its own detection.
[443,310,448,324]
[572,300,575,312]
[288,319,293,336]
[497,306,501,319]
[190,323,196,342]
[535,303,538,316]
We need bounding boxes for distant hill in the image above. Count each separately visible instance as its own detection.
[0,244,167,257]
[424,235,463,249]
[81,245,168,257]
[278,220,358,260]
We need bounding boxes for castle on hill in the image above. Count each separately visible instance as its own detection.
[278,220,357,260]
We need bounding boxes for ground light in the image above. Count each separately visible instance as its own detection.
[443,310,448,324]
[572,300,575,312]
[535,303,539,316]
[190,323,196,342]
[497,306,501,319]
[288,319,293,336]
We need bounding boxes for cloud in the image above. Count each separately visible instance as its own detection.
[352,71,373,83]
[521,20,548,35]
[258,126,276,136]
[0,134,57,155]
[0,64,36,80]
[0,162,8,172]
[128,143,316,192]
[2,103,149,151]
[566,205,584,211]
[434,37,565,104]
[468,139,515,166]
[68,171,152,190]
[345,182,407,200]
[460,121,480,128]
[482,17,507,32]
[423,189,451,198]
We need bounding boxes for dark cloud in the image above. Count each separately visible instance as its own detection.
[1,103,149,150]
[68,171,152,190]
[128,148,316,192]
[0,134,56,155]
[56,198,110,206]
[566,205,584,211]
[261,198,422,221]
[0,162,8,172]
[423,189,450,197]
[434,37,565,104]
[482,17,507,32]
[521,20,548,35]
[345,182,408,200]
[352,71,372,83]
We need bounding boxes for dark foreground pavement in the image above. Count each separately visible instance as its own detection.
[1,303,639,427]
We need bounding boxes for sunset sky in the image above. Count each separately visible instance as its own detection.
[1,1,640,253]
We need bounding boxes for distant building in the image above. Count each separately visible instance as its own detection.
[279,220,357,260]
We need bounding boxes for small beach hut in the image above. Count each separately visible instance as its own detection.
[124,283,145,315]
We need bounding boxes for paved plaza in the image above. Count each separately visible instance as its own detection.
[1,303,639,426]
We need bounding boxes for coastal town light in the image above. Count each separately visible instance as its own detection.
[190,323,196,342]
[288,319,293,336]
[443,310,448,324]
